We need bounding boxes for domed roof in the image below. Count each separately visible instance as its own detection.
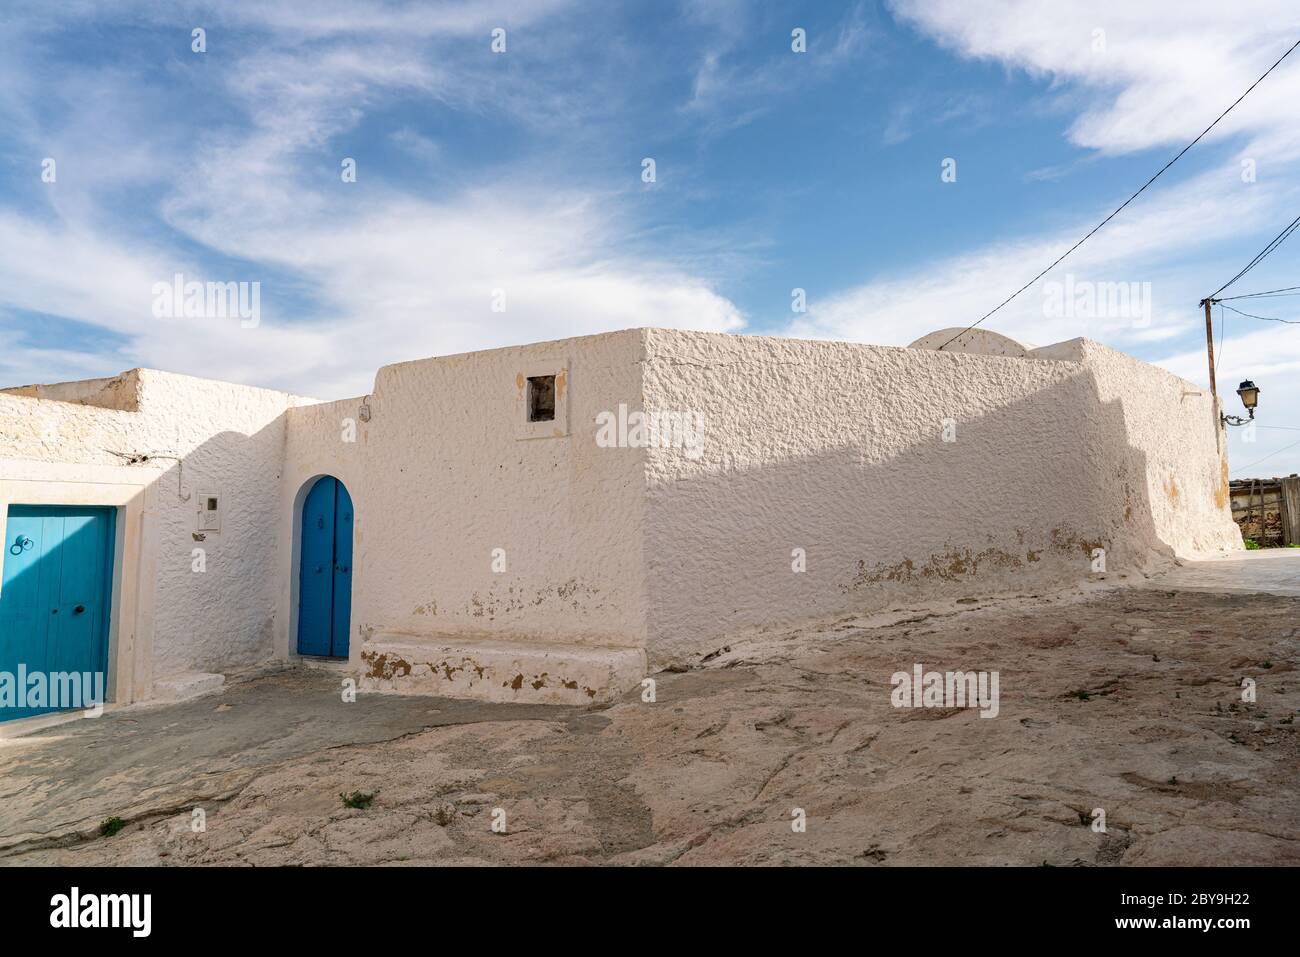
[907,328,1037,357]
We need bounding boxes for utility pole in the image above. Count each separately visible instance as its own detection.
[1201,297,1218,401]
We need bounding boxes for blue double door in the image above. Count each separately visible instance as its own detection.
[0,505,115,721]
[297,477,353,658]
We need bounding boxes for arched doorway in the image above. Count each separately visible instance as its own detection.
[297,476,353,658]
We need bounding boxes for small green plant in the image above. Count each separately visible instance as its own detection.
[99,817,126,837]
[340,790,375,810]
[1244,538,1261,550]
[1167,776,1178,786]
[1070,690,1091,701]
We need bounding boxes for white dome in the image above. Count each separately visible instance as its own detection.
[907,327,1037,357]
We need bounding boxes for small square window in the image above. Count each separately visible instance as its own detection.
[527,375,556,422]
[206,497,219,511]
[516,364,568,440]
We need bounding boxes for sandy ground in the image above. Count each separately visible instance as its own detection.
[2,569,1298,866]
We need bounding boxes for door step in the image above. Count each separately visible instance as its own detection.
[152,671,225,701]
[358,634,646,705]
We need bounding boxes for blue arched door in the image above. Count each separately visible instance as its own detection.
[297,477,353,658]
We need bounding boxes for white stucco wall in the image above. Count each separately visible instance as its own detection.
[0,369,311,701]
[276,394,366,663]
[343,331,648,649]
[2,326,1243,708]
[1075,339,1240,557]
[276,332,651,702]
[638,329,1240,664]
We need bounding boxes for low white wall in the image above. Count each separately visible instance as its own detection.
[639,329,1240,664]
[0,369,309,698]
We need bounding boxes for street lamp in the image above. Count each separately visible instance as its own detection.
[1223,379,1259,427]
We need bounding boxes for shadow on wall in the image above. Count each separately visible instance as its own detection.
[642,365,1185,662]
[118,420,292,681]
[13,356,1220,684]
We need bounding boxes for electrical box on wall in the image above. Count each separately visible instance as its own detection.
[197,491,222,533]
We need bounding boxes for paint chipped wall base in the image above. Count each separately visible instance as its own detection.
[358,634,646,705]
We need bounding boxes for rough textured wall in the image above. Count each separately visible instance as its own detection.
[3,328,1240,702]
[638,329,1239,664]
[1078,340,1241,557]
[277,395,367,658]
[0,369,309,682]
[337,330,648,652]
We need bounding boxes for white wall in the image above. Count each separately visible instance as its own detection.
[0,369,310,699]
[302,331,649,660]
[1077,339,1240,557]
[276,395,366,662]
[2,327,1243,706]
[639,329,1240,664]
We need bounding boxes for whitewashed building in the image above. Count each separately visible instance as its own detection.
[0,328,1242,726]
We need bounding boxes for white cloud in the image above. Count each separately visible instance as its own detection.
[790,0,1300,476]
[1,184,745,399]
[889,0,1300,159]
[682,1,874,133]
[0,0,747,399]
[789,160,1292,350]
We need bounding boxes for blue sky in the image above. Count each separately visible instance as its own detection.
[2,0,1299,477]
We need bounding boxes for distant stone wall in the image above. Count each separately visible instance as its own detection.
[1230,475,1300,545]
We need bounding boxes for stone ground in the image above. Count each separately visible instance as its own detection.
[2,553,1298,866]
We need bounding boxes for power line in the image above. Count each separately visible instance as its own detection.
[1220,303,1300,324]
[1207,213,1300,299]
[1220,284,1300,300]
[1234,436,1300,473]
[938,36,1300,351]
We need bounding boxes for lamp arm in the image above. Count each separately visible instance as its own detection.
[1221,409,1255,427]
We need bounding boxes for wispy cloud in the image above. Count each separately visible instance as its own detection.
[682,1,875,134]
[0,0,749,397]
[808,0,1300,475]
[889,0,1300,159]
